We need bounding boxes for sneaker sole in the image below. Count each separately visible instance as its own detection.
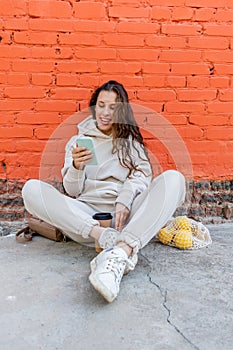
[88,273,116,303]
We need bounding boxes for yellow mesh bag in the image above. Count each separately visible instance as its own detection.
[157,216,212,250]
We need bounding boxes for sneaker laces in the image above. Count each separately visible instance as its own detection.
[105,254,135,283]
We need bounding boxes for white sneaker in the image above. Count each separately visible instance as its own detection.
[98,228,119,249]
[89,246,135,303]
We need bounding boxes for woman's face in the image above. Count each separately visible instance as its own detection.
[95,90,117,135]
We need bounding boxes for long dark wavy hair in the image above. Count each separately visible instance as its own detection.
[89,80,151,176]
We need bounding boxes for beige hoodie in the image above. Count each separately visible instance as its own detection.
[61,116,152,210]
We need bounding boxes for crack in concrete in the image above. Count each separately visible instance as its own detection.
[139,252,200,350]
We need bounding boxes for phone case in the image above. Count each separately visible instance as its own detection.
[76,136,98,165]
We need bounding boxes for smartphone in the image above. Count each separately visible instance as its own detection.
[76,136,98,165]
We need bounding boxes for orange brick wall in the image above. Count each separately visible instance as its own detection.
[1,0,233,182]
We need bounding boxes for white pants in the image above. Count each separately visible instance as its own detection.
[22,170,185,252]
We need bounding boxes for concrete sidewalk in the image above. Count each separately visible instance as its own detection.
[0,223,232,350]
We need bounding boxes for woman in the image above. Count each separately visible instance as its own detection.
[22,80,185,303]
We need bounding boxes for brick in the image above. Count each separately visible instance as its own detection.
[206,127,233,140]
[74,2,106,19]
[0,113,15,124]
[189,115,229,126]
[31,47,73,60]
[12,60,54,73]
[149,0,184,5]
[204,51,233,63]
[210,77,229,88]
[4,19,28,30]
[171,63,210,75]
[57,61,98,73]
[137,89,176,101]
[187,76,210,88]
[162,23,202,36]
[29,19,73,32]
[0,100,34,111]
[109,6,150,18]
[0,46,30,58]
[33,127,54,140]
[204,24,233,36]
[5,87,45,99]
[187,140,225,154]
[145,36,186,48]
[75,48,116,60]
[14,140,46,152]
[0,31,11,44]
[176,126,203,139]
[0,74,7,84]
[59,33,101,46]
[215,64,233,75]
[51,88,90,100]
[100,75,144,87]
[143,63,170,74]
[151,7,171,20]
[100,62,141,74]
[118,49,159,61]
[117,21,159,34]
[103,33,144,47]
[144,76,166,87]
[79,74,100,87]
[0,59,10,71]
[14,31,57,45]
[189,37,228,49]
[219,89,233,101]
[160,50,202,62]
[177,89,217,101]
[172,7,193,20]
[29,0,72,18]
[0,0,26,16]
[185,0,225,7]
[0,127,33,138]
[194,8,215,21]
[207,102,233,113]
[216,9,233,21]
[31,74,52,86]
[56,74,78,87]
[16,112,61,125]
[73,21,115,33]
[166,102,205,113]
[163,114,187,125]
[166,76,186,87]
[7,73,29,85]
[35,101,77,112]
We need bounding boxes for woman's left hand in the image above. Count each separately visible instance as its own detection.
[115,203,130,231]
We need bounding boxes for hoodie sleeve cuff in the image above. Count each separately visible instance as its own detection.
[65,163,85,180]
[115,190,135,211]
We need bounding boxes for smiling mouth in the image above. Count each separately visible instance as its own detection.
[99,118,112,125]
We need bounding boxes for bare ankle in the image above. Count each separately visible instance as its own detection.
[89,226,104,241]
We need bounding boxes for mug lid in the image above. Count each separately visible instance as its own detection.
[92,212,113,220]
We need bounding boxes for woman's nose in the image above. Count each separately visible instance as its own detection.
[103,105,110,115]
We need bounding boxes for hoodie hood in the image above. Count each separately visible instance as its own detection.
[77,115,111,139]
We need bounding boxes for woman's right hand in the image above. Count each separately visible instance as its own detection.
[72,146,92,170]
